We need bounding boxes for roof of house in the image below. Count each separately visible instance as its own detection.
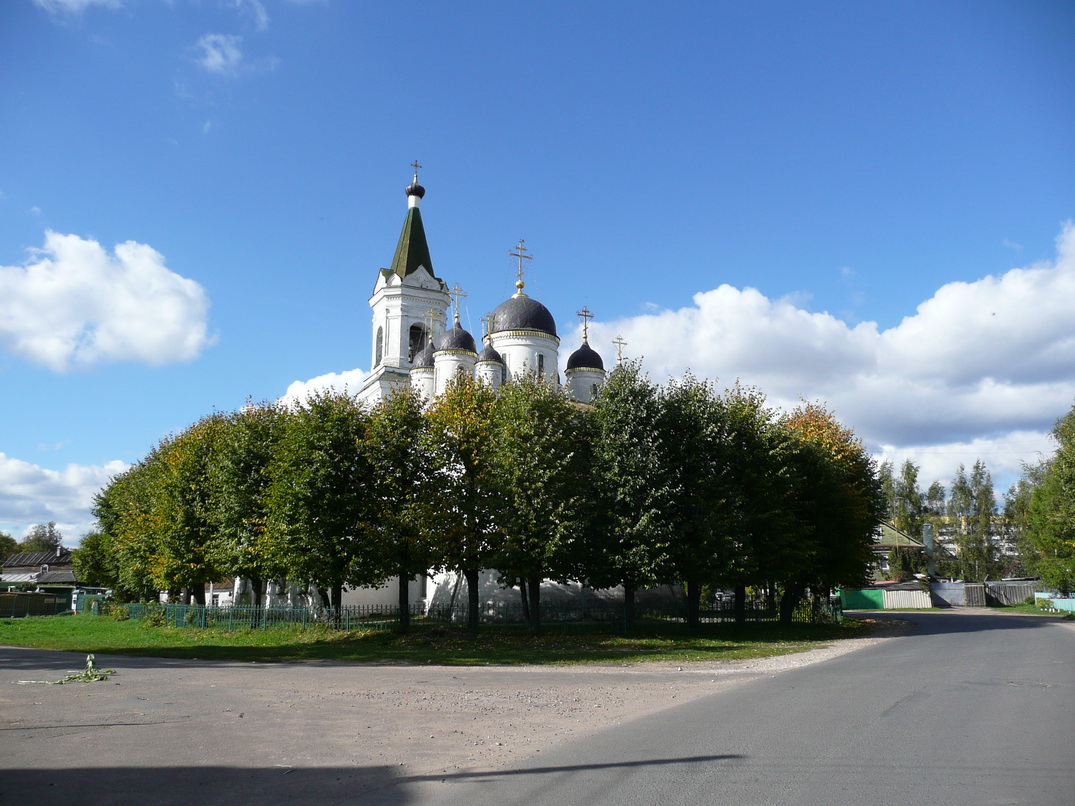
[874,522,925,550]
[2,548,74,568]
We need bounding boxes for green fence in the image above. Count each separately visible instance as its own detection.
[110,596,840,633]
[840,588,885,609]
[0,592,68,618]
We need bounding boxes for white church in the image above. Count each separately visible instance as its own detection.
[355,167,607,408]
[256,168,627,613]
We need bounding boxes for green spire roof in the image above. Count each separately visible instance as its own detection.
[387,206,435,280]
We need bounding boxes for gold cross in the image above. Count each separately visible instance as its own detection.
[508,238,532,293]
[481,313,496,339]
[424,307,439,335]
[612,335,627,365]
[576,306,594,342]
[449,284,467,322]
[410,160,422,181]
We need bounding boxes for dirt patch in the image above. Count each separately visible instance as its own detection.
[1,619,911,784]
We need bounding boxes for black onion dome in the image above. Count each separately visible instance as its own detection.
[477,342,504,364]
[437,322,477,354]
[411,340,435,369]
[490,295,557,337]
[405,180,426,199]
[566,342,604,371]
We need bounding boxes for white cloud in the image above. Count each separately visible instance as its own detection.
[280,368,368,407]
[0,453,128,544]
[33,0,124,15]
[230,0,269,32]
[586,222,1075,488]
[0,230,214,371]
[196,33,244,75]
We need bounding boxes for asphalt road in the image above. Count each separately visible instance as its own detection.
[3,611,1072,805]
[410,611,1075,805]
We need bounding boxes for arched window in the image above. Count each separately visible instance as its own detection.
[375,326,383,367]
[537,354,545,377]
[408,324,426,362]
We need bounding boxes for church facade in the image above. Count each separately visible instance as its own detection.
[355,170,607,407]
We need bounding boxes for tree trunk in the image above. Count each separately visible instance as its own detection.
[192,585,206,606]
[397,572,410,633]
[527,576,542,635]
[734,584,746,626]
[685,575,702,629]
[779,580,806,624]
[519,580,530,624]
[330,584,343,627]
[465,568,480,632]
[317,587,331,609]
[250,577,264,608]
[623,584,636,635]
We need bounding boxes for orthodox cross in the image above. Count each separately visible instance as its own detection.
[612,335,628,365]
[576,306,594,343]
[508,238,532,293]
[424,307,439,338]
[481,313,497,339]
[449,284,467,323]
[410,159,422,181]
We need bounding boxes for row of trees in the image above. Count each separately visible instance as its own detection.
[87,367,885,632]
[878,400,1075,591]
[1009,404,1075,595]
[878,457,1008,581]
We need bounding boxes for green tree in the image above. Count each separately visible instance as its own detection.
[147,417,226,603]
[0,531,17,561]
[206,402,288,607]
[718,384,807,624]
[367,387,434,632]
[489,376,590,634]
[948,459,999,580]
[1008,459,1047,577]
[72,530,120,588]
[659,375,732,628]
[93,453,167,601]
[586,361,675,632]
[1024,404,1075,594]
[781,402,885,622]
[266,391,385,609]
[19,522,64,553]
[423,374,501,631]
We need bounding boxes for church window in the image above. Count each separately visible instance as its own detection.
[537,354,545,377]
[375,326,383,366]
[408,324,426,362]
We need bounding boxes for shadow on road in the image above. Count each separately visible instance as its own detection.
[399,752,745,784]
[854,609,1070,637]
[1,765,408,806]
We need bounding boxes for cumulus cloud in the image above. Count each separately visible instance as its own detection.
[0,230,214,371]
[280,368,368,407]
[585,222,1075,486]
[0,453,128,544]
[196,33,245,75]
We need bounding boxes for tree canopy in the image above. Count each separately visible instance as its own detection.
[90,372,888,627]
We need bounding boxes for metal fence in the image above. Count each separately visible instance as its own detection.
[107,595,840,633]
[0,592,67,619]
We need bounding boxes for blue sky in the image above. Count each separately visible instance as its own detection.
[2,0,1074,543]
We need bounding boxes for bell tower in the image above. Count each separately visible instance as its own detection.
[358,164,451,404]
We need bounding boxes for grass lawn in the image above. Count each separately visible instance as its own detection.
[0,614,867,666]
